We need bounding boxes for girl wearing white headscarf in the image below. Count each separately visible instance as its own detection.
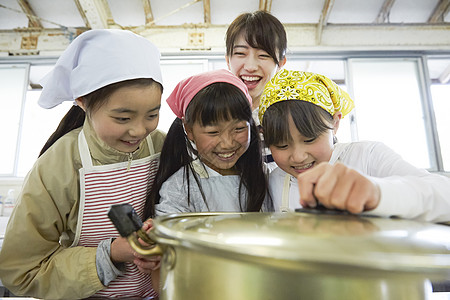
[0,29,165,299]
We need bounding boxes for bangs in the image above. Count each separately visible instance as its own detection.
[261,103,291,146]
[262,101,334,146]
[243,27,279,65]
[185,82,252,126]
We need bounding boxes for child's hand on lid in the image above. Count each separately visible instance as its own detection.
[297,162,381,214]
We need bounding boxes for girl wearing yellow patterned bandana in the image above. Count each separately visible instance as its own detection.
[259,69,450,223]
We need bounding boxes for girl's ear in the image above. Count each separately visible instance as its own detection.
[182,119,194,142]
[75,97,87,112]
[332,112,342,134]
[225,55,231,70]
[278,57,287,69]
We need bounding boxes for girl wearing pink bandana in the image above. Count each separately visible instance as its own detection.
[144,69,271,219]
[260,69,450,223]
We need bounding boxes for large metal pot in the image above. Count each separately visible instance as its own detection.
[108,204,450,300]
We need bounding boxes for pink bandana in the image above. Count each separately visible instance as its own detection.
[166,69,252,118]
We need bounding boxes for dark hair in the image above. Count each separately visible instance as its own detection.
[39,78,162,157]
[262,101,334,147]
[226,10,287,66]
[144,82,267,218]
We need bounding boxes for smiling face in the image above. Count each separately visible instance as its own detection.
[269,114,336,178]
[226,34,284,109]
[185,119,250,175]
[77,84,162,153]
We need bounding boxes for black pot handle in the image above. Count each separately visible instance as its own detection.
[108,203,143,237]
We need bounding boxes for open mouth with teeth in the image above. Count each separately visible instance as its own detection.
[292,162,314,173]
[216,151,237,160]
[240,75,261,89]
[122,140,141,146]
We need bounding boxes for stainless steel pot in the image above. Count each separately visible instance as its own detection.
[108,204,450,300]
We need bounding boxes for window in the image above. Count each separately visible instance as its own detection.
[430,85,450,171]
[347,58,431,169]
[1,54,449,178]
[17,90,73,176]
[158,60,208,132]
[427,57,450,172]
[0,65,28,175]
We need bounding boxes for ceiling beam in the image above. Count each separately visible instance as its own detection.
[145,0,201,27]
[16,0,42,28]
[259,0,272,12]
[97,0,115,26]
[266,0,272,12]
[316,0,334,44]
[142,0,154,25]
[203,0,211,24]
[428,0,450,23]
[73,0,91,28]
[259,0,266,11]
[73,0,113,29]
[375,0,396,23]
[4,23,450,56]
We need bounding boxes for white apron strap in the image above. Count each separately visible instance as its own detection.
[78,130,93,168]
[146,133,155,155]
[281,174,291,212]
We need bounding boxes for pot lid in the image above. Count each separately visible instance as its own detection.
[152,211,450,276]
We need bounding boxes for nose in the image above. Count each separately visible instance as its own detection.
[219,131,235,149]
[129,121,147,138]
[243,54,258,72]
[290,144,308,163]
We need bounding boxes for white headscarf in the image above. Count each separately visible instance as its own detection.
[38,29,163,109]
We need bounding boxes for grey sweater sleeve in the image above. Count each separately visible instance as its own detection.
[96,238,126,286]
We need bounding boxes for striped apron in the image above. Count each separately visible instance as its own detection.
[72,130,160,298]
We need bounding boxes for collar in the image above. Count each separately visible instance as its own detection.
[191,159,228,179]
[252,107,260,127]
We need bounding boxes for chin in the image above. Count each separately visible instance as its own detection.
[279,167,296,178]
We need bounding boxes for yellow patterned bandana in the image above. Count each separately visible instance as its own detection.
[259,69,355,123]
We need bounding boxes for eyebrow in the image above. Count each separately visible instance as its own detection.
[233,44,268,53]
[233,45,249,50]
[111,105,161,114]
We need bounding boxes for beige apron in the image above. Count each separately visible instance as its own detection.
[72,130,160,298]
